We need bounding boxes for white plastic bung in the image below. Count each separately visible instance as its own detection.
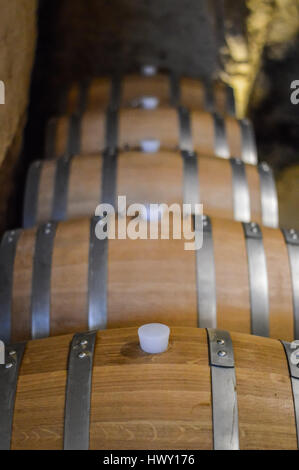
[140,139,161,153]
[138,323,170,354]
[141,65,157,76]
[140,95,159,110]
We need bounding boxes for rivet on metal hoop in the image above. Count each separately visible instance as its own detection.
[78,352,87,359]
[250,222,258,234]
[5,362,14,369]
[217,350,227,358]
[261,162,270,172]
[289,229,298,240]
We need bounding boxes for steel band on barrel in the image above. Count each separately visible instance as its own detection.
[23,161,42,228]
[195,215,217,328]
[88,217,108,330]
[282,228,299,339]
[31,222,58,339]
[226,85,236,116]
[0,342,26,450]
[0,230,22,343]
[239,119,257,165]
[52,155,73,221]
[213,113,230,159]
[64,331,97,450]
[281,340,299,448]
[106,109,119,156]
[207,328,239,450]
[182,150,199,213]
[230,157,251,222]
[178,107,193,153]
[258,162,279,228]
[243,222,269,337]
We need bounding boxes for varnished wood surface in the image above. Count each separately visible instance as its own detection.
[10,327,297,449]
[30,151,266,226]
[213,217,251,333]
[65,74,232,114]
[36,160,56,223]
[246,163,262,225]
[262,226,294,340]
[11,227,36,343]
[49,109,244,159]
[8,216,295,342]
[50,218,90,335]
[197,155,234,221]
[67,154,102,220]
[107,229,198,329]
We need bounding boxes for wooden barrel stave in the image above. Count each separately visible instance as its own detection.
[1,327,296,449]
[65,74,235,115]
[1,217,298,343]
[24,151,278,229]
[45,108,257,164]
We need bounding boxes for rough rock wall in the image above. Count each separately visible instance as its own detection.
[253,38,299,230]
[220,0,299,230]
[221,0,299,116]
[0,0,37,232]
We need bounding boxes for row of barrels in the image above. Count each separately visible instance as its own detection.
[48,67,255,162]
[2,327,298,450]
[62,67,236,115]
[24,151,277,228]
[1,68,298,450]
[46,108,257,163]
[1,216,298,343]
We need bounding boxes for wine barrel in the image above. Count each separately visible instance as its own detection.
[1,327,298,449]
[23,151,278,229]
[45,108,257,164]
[63,73,235,115]
[0,216,298,343]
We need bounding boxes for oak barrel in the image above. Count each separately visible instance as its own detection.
[45,108,257,164]
[64,73,235,115]
[1,327,298,449]
[24,152,278,229]
[0,216,298,343]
